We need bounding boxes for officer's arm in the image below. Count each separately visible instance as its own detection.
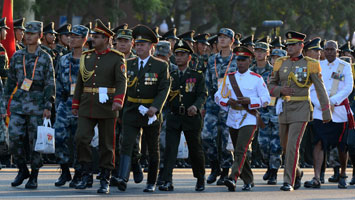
[250,77,271,109]
[309,85,321,109]
[268,59,282,97]
[193,72,208,111]
[310,63,331,121]
[43,55,56,111]
[4,56,18,102]
[113,56,127,107]
[151,61,171,113]
[72,66,83,110]
[329,63,353,105]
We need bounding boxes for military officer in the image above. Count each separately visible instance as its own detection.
[5,21,55,189]
[54,25,89,188]
[270,36,285,50]
[72,19,126,194]
[270,49,287,66]
[162,28,179,65]
[203,28,237,186]
[268,31,332,191]
[13,18,26,50]
[250,42,282,185]
[207,35,219,55]
[55,23,71,56]
[193,33,210,73]
[0,62,6,169]
[158,39,207,192]
[115,28,135,59]
[178,31,200,69]
[232,33,242,49]
[0,17,9,84]
[215,47,271,191]
[41,22,57,50]
[115,24,170,193]
[111,23,128,47]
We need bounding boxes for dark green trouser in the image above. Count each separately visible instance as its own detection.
[75,117,116,170]
[121,123,160,184]
[162,125,205,182]
[229,126,256,184]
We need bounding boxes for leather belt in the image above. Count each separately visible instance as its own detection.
[83,87,116,94]
[282,96,309,102]
[127,96,154,104]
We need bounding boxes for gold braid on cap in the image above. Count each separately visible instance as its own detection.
[80,54,94,82]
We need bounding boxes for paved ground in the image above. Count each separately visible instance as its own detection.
[0,166,354,199]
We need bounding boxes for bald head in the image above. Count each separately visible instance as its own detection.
[325,40,338,50]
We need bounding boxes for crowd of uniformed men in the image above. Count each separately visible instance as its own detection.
[0,16,355,194]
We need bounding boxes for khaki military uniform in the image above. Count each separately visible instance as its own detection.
[268,55,331,186]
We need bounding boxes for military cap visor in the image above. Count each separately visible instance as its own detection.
[194,33,210,45]
[25,21,43,33]
[254,42,269,51]
[174,39,193,54]
[132,24,158,43]
[178,31,196,43]
[93,19,114,37]
[235,46,254,59]
[116,29,133,40]
[285,31,306,45]
[13,18,25,30]
[43,22,58,34]
[340,42,354,52]
[0,17,10,29]
[162,28,179,40]
[70,25,89,37]
[56,23,72,35]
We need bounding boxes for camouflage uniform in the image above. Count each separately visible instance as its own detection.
[0,44,8,84]
[54,52,79,167]
[5,45,55,169]
[0,78,6,145]
[202,51,237,169]
[250,62,282,170]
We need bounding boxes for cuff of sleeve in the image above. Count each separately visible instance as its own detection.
[114,94,125,106]
[249,97,261,109]
[220,100,228,107]
[72,99,80,109]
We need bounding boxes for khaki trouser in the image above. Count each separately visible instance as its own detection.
[279,122,308,186]
[228,125,257,184]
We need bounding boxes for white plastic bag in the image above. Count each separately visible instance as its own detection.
[177,132,189,159]
[226,134,234,151]
[90,125,99,148]
[35,119,55,154]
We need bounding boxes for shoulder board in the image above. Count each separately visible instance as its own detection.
[305,56,321,73]
[127,57,137,62]
[82,49,95,54]
[227,71,237,75]
[110,49,125,57]
[250,71,262,78]
[273,56,289,71]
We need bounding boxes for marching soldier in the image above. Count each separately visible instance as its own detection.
[5,21,55,189]
[13,18,26,50]
[268,31,332,191]
[241,35,255,53]
[178,31,200,69]
[54,25,89,187]
[215,47,271,191]
[270,49,287,66]
[158,40,207,192]
[162,28,179,65]
[72,19,126,194]
[193,33,210,73]
[203,28,237,186]
[207,35,219,55]
[0,17,9,84]
[55,23,71,56]
[114,28,135,59]
[270,36,285,50]
[41,22,57,50]
[115,24,170,193]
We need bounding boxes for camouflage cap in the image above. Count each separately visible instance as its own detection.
[70,25,89,37]
[218,28,235,39]
[25,21,43,33]
[254,42,269,51]
[116,29,133,40]
[154,41,171,57]
[271,49,287,57]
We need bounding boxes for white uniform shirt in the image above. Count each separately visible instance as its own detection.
[310,57,353,122]
[214,69,271,129]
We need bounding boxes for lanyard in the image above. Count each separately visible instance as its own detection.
[23,55,39,80]
[214,53,233,79]
[69,63,72,83]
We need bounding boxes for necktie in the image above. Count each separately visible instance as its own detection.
[140,60,144,71]
[179,71,184,83]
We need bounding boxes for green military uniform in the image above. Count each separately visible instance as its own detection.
[268,31,331,191]
[116,25,171,192]
[178,31,200,70]
[13,18,26,51]
[159,39,207,192]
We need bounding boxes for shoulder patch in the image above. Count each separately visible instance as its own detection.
[250,71,262,78]
[82,49,95,54]
[110,49,125,57]
[273,56,289,71]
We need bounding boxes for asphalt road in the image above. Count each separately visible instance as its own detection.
[0,166,354,200]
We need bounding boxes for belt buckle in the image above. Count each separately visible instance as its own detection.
[179,105,185,115]
[284,96,291,102]
[137,99,142,103]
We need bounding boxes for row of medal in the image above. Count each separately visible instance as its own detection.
[185,78,196,92]
[294,66,307,82]
[145,73,158,85]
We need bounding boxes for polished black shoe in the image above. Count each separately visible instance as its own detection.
[216,168,229,185]
[55,164,72,187]
[11,164,30,187]
[116,155,131,191]
[263,168,271,181]
[97,169,111,194]
[207,161,221,184]
[158,181,174,191]
[132,163,143,184]
[267,169,278,185]
[328,167,340,182]
[338,175,347,189]
[280,183,294,191]
[75,173,93,189]
[116,177,127,191]
[195,178,205,191]
[242,183,254,191]
[224,178,236,191]
[143,184,156,192]
[294,171,303,190]
[304,177,321,188]
[25,169,39,189]
[350,176,355,185]
[69,170,81,188]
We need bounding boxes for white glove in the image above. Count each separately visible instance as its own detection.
[138,105,157,125]
[99,87,109,103]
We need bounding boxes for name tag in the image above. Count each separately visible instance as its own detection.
[268,97,276,106]
[70,83,76,95]
[20,78,33,91]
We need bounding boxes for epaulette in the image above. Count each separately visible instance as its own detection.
[82,49,95,54]
[126,57,137,61]
[250,71,262,78]
[305,56,321,73]
[273,56,289,71]
[110,49,125,57]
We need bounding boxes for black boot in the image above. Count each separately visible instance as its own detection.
[110,166,119,186]
[216,168,229,185]
[69,169,81,188]
[11,164,30,187]
[132,162,143,183]
[267,169,278,185]
[207,160,220,184]
[75,164,93,189]
[224,178,236,191]
[263,168,271,181]
[55,164,72,187]
[143,157,159,192]
[195,177,205,191]
[25,169,39,189]
[115,155,131,191]
[328,167,340,182]
[97,168,111,194]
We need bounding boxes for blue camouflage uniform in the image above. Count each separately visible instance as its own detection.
[0,78,6,146]
[250,61,282,170]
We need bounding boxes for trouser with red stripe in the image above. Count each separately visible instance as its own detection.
[75,117,116,170]
[228,126,256,184]
[279,122,307,186]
